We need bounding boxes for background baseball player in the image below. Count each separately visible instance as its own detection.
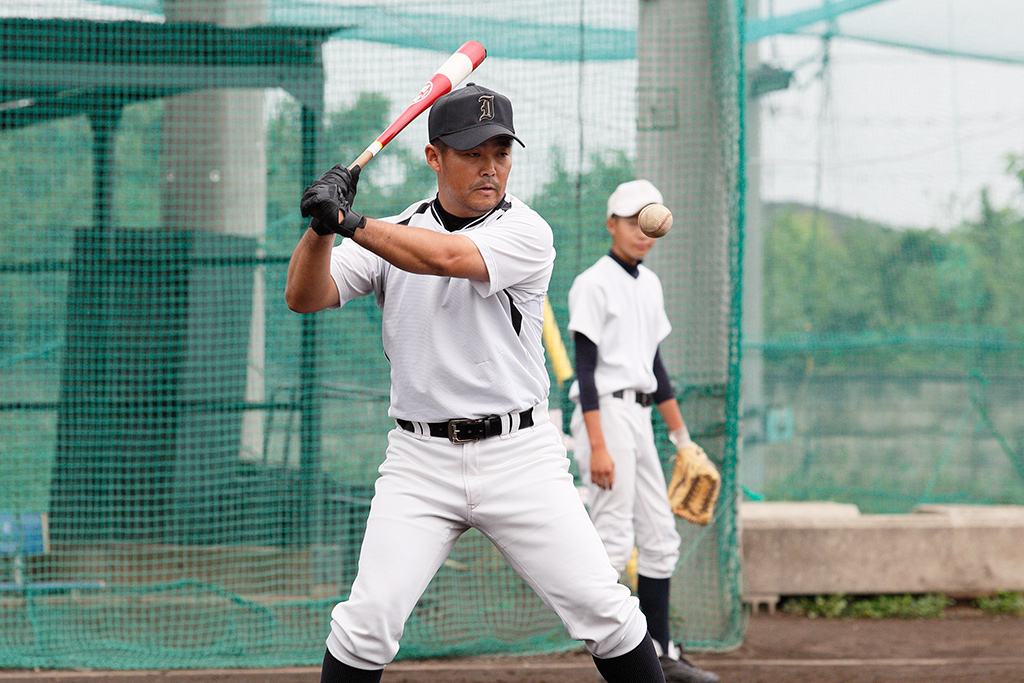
[567,180,720,683]
[287,85,669,683]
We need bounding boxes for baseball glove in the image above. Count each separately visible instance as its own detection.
[667,442,721,525]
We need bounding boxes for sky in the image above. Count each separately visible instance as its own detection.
[754,0,1024,230]
[756,32,1024,230]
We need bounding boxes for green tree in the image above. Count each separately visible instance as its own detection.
[529,149,634,311]
[957,183,1024,334]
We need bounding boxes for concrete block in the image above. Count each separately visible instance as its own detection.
[740,502,1024,600]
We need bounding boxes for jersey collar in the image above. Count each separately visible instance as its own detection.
[433,195,511,232]
[608,250,641,278]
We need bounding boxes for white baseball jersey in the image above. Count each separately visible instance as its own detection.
[329,193,553,422]
[566,255,672,403]
[567,254,681,579]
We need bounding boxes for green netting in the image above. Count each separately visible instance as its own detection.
[740,2,1024,514]
[746,207,1024,513]
[0,0,744,671]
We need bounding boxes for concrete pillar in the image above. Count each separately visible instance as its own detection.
[162,0,267,464]
[741,0,765,495]
[638,0,735,390]
[637,0,743,643]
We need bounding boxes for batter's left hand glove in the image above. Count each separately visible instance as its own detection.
[667,439,721,526]
[300,164,366,237]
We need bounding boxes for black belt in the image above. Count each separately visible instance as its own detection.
[612,389,655,407]
[396,408,535,444]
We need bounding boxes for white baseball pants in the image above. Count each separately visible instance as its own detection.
[571,395,681,579]
[326,410,649,670]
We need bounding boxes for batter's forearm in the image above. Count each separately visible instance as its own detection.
[353,218,488,281]
[285,228,339,313]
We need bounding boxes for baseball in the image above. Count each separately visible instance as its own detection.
[638,203,673,238]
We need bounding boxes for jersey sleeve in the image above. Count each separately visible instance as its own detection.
[573,332,601,412]
[652,348,675,404]
[464,208,554,298]
[653,275,672,344]
[328,238,385,307]
[567,270,607,347]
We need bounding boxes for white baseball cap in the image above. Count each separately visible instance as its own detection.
[606,179,664,218]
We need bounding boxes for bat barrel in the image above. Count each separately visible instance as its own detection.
[456,40,487,68]
[349,41,487,170]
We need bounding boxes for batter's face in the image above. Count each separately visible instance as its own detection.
[607,214,657,265]
[426,137,513,218]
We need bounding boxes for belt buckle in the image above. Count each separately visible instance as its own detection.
[447,419,479,444]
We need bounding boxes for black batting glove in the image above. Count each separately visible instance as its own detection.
[300,164,364,237]
[338,201,366,236]
[301,183,342,235]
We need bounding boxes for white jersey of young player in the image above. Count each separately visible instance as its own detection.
[566,255,672,403]
[323,196,651,671]
[567,254,681,579]
[329,193,552,422]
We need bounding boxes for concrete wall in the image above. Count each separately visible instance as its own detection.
[740,502,1024,608]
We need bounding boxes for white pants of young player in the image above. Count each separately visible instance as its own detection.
[326,406,649,670]
[571,394,681,578]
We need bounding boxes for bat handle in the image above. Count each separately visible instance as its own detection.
[350,149,373,171]
[351,136,387,170]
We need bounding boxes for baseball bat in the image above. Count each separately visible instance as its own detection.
[543,297,574,386]
[349,40,487,170]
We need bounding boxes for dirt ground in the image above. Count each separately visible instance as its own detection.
[2,606,1022,682]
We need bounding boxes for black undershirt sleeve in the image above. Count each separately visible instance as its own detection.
[573,332,601,413]
[652,348,675,404]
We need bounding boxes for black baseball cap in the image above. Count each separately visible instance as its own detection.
[428,83,525,151]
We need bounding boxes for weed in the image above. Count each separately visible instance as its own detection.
[975,592,1024,616]
[781,593,952,619]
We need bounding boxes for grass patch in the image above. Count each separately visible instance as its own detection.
[781,593,953,619]
[975,592,1024,616]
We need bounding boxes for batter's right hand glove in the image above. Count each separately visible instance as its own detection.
[666,440,722,526]
[300,164,366,237]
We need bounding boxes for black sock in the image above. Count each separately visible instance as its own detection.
[320,648,384,683]
[592,632,666,683]
[637,574,672,655]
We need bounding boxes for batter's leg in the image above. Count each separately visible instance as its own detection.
[320,648,383,683]
[592,633,666,683]
[325,431,470,672]
[472,424,649,660]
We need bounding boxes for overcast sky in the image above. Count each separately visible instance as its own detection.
[755,0,1024,230]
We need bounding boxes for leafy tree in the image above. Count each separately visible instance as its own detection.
[957,184,1024,334]
[529,149,635,315]
[762,151,1024,375]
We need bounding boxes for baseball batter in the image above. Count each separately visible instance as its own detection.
[567,180,720,683]
[287,85,669,683]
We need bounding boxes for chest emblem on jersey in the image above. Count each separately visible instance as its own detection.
[477,95,494,122]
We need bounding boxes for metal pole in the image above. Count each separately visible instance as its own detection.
[298,105,323,547]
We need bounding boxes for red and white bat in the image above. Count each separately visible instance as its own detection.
[349,40,487,170]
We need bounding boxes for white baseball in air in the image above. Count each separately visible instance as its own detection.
[639,203,673,238]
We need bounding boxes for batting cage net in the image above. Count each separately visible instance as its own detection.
[3,0,1022,673]
[0,0,746,669]
[744,0,1024,515]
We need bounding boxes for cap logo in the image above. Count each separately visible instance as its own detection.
[477,95,494,122]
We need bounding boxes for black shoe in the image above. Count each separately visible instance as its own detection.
[659,655,720,683]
